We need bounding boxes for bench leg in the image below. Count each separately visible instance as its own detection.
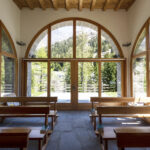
[54,115,57,122]
[45,114,48,128]
[90,115,93,123]
[99,135,103,144]
[93,116,96,131]
[99,115,102,124]
[38,139,42,150]
[104,140,108,150]
[51,117,54,130]
[0,117,5,123]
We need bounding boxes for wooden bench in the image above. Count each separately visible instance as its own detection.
[114,127,150,150]
[0,127,49,150]
[90,97,135,130]
[0,105,50,129]
[99,127,116,150]
[0,97,58,130]
[97,106,150,130]
[0,128,31,150]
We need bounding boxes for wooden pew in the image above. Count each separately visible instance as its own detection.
[0,97,58,130]
[0,128,31,150]
[0,105,50,129]
[114,127,150,150]
[0,127,48,150]
[90,97,135,130]
[97,106,150,125]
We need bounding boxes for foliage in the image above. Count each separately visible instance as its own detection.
[29,28,120,96]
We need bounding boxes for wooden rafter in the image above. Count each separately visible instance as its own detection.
[13,0,22,9]
[126,0,135,11]
[114,0,124,11]
[65,0,70,11]
[12,0,136,11]
[39,0,46,10]
[79,0,83,11]
[91,0,96,11]
[25,0,34,9]
[103,0,109,11]
[51,0,58,10]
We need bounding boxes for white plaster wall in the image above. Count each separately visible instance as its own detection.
[0,0,21,56]
[20,8,129,58]
[127,0,150,51]
[20,8,130,95]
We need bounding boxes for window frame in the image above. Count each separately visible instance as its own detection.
[0,20,18,97]
[131,17,150,97]
[22,18,126,108]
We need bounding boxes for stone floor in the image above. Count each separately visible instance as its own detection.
[0,111,150,150]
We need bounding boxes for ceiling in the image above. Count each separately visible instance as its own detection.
[13,0,136,11]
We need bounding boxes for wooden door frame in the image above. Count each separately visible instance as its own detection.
[22,58,126,110]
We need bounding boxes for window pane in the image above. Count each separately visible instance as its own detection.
[134,28,146,55]
[101,30,120,58]
[76,21,98,58]
[101,62,121,97]
[29,30,48,58]
[50,62,71,103]
[133,56,146,97]
[2,28,14,54]
[51,21,73,58]
[27,62,47,97]
[78,62,98,103]
[1,56,15,97]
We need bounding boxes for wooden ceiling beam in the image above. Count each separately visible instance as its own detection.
[51,0,58,10]
[126,0,135,11]
[103,0,109,11]
[65,0,70,11]
[79,0,83,11]
[114,0,124,11]
[39,0,46,10]
[91,0,96,11]
[13,0,22,9]
[25,0,34,9]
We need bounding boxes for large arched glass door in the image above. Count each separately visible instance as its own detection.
[23,18,126,109]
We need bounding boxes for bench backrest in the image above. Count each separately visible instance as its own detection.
[97,106,150,115]
[0,105,50,114]
[91,97,135,110]
[0,128,30,149]
[0,97,57,111]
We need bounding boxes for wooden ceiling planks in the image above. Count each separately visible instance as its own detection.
[13,0,136,11]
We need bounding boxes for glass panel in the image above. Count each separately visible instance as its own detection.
[1,56,15,97]
[134,28,146,55]
[101,62,121,97]
[51,21,73,58]
[78,62,98,103]
[133,56,146,97]
[76,21,98,58]
[27,62,47,97]
[29,30,48,58]
[101,30,120,58]
[50,62,71,103]
[1,28,14,54]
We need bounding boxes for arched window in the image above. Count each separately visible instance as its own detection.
[131,18,150,98]
[0,21,18,97]
[23,18,125,108]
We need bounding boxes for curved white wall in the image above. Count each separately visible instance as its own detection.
[0,0,21,56]
[20,9,129,58]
